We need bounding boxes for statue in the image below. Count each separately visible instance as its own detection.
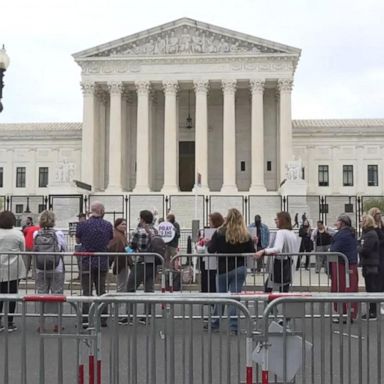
[286,160,302,181]
[55,160,76,184]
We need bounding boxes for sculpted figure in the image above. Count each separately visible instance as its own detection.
[191,30,203,53]
[217,38,230,53]
[167,31,179,54]
[204,34,216,53]
[180,28,192,53]
[145,39,155,55]
[154,36,166,54]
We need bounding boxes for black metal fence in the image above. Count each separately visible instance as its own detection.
[1,193,382,233]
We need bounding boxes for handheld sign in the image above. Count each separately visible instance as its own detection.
[158,221,176,244]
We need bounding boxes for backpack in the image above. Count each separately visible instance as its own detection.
[147,234,166,266]
[33,229,61,270]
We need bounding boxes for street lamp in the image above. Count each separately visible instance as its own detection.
[0,45,10,113]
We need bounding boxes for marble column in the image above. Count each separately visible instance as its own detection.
[161,80,179,193]
[249,79,266,193]
[193,80,209,192]
[221,79,238,193]
[95,89,108,191]
[80,81,96,189]
[106,81,123,193]
[133,81,151,193]
[278,79,293,184]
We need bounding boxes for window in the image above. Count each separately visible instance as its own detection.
[267,161,272,171]
[240,161,245,172]
[343,165,354,187]
[39,167,49,188]
[16,167,26,188]
[368,165,378,186]
[318,165,329,186]
[0,167,3,188]
[38,204,46,213]
[15,204,23,214]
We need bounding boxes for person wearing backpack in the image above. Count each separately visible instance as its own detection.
[33,210,66,332]
[123,210,164,325]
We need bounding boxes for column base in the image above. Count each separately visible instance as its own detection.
[133,185,151,194]
[220,185,238,193]
[161,185,179,194]
[192,185,210,194]
[105,185,123,194]
[248,185,267,194]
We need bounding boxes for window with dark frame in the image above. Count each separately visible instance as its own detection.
[343,165,354,186]
[38,204,46,213]
[368,165,378,186]
[318,165,329,186]
[0,167,3,188]
[15,204,23,214]
[39,167,49,188]
[16,167,26,188]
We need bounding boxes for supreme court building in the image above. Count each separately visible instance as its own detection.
[1,18,384,227]
[73,17,300,194]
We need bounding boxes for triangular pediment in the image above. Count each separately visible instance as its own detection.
[73,18,300,60]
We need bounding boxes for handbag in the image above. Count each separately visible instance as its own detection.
[273,257,292,284]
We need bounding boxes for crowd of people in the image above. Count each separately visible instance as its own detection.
[0,202,384,332]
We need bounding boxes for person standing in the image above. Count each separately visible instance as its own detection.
[33,210,66,332]
[76,202,113,327]
[248,215,270,272]
[200,212,224,293]
[207,208,254,335]
[0,211,25,332]
[22,216,40,277]
[109,218,132,292]
[358,214,380,319]
[164,213,180,267]
[255,212,299,293]
[125,210,158,324]
[311,220,333,273]
[296,219,313,270]
[368,207,384,315]
[330,214,359,322]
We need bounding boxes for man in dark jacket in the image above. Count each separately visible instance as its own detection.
[330,213,359,321]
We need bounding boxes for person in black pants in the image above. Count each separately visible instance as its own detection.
[296,220,313,270]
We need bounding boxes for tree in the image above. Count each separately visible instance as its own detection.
[362,198,384,213]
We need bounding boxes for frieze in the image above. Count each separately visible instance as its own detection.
[80,58,293,76]
[91,26,284,58]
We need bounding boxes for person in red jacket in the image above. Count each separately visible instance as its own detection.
[22,217,40,275]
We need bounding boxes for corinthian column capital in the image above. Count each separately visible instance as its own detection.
[80,81,95,95]
[135,80,151,95]
[108,81,123,94]
[221,79,237,93]
[250,79,265,94]
[193,80,209,93]
[278,79,293,92]
[162,80,179,95]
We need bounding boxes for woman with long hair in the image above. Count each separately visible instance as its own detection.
[109,218,132,293]
[368,207,384,314]
[207,208,254,334]
[255,211,299,293]
[359,214,380,319]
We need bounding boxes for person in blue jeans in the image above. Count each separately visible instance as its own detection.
[206,208,254,334]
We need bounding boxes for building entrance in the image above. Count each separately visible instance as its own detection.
[179,141,195,191]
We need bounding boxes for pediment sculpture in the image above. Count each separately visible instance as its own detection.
[93,26,284,57]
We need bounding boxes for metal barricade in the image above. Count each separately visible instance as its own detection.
[0,294,97,384]
[90,293,255,384]
[257,293,384,384]
[169,252,351,294]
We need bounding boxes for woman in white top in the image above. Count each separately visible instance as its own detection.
[0,211,25,332]
[255,211,299,293]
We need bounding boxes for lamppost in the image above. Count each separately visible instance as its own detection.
[0,45,10,113]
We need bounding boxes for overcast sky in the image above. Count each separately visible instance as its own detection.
[1,0,384,123]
